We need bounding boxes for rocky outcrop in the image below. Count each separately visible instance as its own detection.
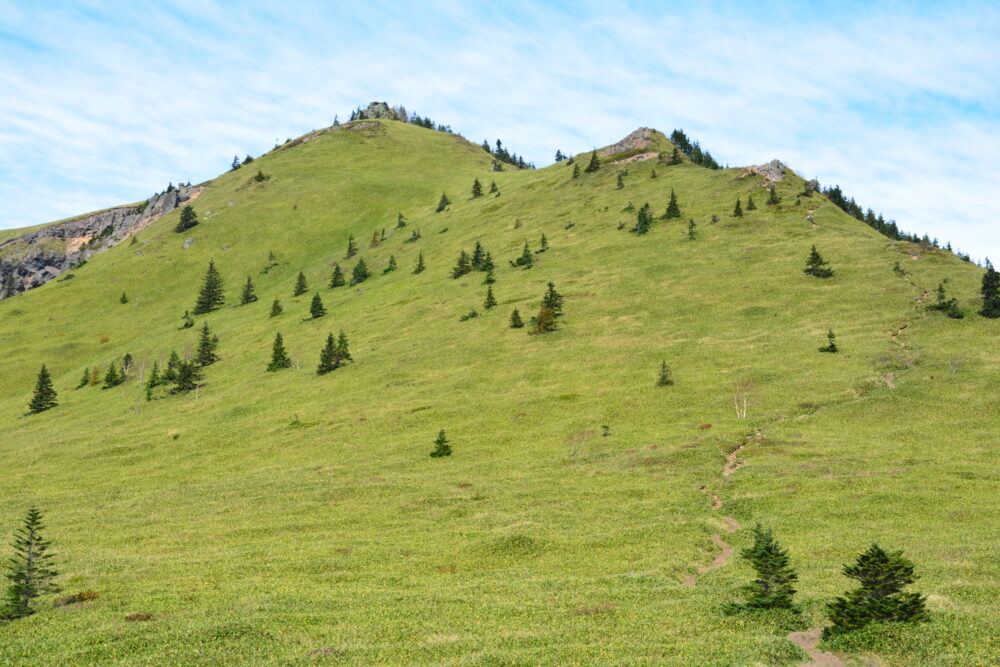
[1,185,202,298]
[748,159,786,184]
[599,127,657,157]
[362,101,408,122]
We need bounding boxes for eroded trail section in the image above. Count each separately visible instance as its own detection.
[787,628,845,667]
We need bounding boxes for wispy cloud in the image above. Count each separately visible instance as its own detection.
[0,0,997,258]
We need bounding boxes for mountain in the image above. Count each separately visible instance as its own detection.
[0,113,996,665]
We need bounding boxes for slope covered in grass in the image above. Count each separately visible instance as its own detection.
[1,119,997,665]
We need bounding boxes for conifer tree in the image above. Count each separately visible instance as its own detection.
[928,281,964,319]
[181,310,194,329]
[173,359,200,392]
[27,365,58,414]
[804,245,834,278]
[370,230,381,247]
[145,362,160,400]
[335,330,352,364]
[656,361,674,386]
[979,259,1000,318]
[239,276,258,305]
[345,235,358,259]
[733,198,743,217]
[429,430,452,458]
[509,308,524,328]
[451,251,472,278]
[542,282,564,316]
[572,163,580,179]
[1,507,58,620]
[351,258,370,285]
[317,333,337,375]
[616,173,625,189]
[531,306,558,334]
[688,219,697,240]
[824,543,928,637]
[293,271,309,296]
[667,147,683,165]
[397,212,407,228]
[632,203,653,235]
[471,242,485,270]
[481,251,494,271]
[819,329,839,353]
[310,293,327,319]
[2,273,17,298]
[330,264,346,288]
[484,286,497,310]
[725,525,799,612]
[383,255,397,274]
[413,253,426,274]
[269,299,283,317]
[76,367,90,389]
[163,351,180,382]
[513,242,534,268]
[196,322,219,365]
[664,190,682,219]
[540,234,549,252]
[436,192,451,212]
[193,260,225,314]
[174,205,198,233]
[102,363,121,389]
[119,291,129,304]
[267,333,292,372]
[746,194,757,211]
[471,178,483,199]
[767,185,781,205]
[554,149,565,162]
[489,181,499,195]
[484,267,496,285]
[651,168,658,178]
[585,149,600,173]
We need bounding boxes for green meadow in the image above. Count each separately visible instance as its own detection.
[0,119,997,665]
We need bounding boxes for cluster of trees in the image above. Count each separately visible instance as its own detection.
[480,139,535,170]
[630,192,682,235]
[409,114,451,133]
[452,241,495,280]
[266,330,352,374]
[669,129,721,169]
[727,527,927,637]
[230,154,254,171]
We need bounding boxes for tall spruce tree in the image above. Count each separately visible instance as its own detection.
[145,362,160,400]
[542,282,564,316]
[471,178,483,199]
[484,286,497,310]
[489,181,499,196]
[267,333,292,372]
[335,330,352,364]
[733,198,743,217]
[725,525,798,612]
[27,365,58,414]
[824,543,928,637]
[484,267,496,285]
[429,430,452,458]
[1,507,58,620]
[436,192,451,212]
[979,259,1000,318]
[317,333,338,375]
[102,363,122,389]
[383,255,397,274]
[471,242,486,269]
[173,359,200,392]
[571,163,580,179]
[193,260,225,314]
[633,203,654,234]
[513,242,534,268]
[767,185,781,205]
[76,367,90,389]
[413,253,426,274]
[351,258,370,285]
[196,322,219,365]
[451,251,472,278]
[163,351,180,382]
[293,271,309,296]
[174,205,198,233]
[345,235,358,259]
[664,190,682,219]
[668,147,683,165]
[269,299,283,317]
[330,264,346,288]
[310,293,327,319]
[804,246,834,278]
[239,276,258,305]
[746,194,757,211]
[585,149,600,173]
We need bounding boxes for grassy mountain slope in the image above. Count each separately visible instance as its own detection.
[1,119,997,665]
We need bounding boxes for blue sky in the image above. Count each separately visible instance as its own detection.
[1,1,998,258]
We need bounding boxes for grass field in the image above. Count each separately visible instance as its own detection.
[0,119,997,665]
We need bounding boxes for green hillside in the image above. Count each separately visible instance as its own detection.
[1,118,997,665]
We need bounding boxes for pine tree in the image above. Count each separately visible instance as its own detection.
[293,271,309,296]
[651,168,658,179]
[370,230,381,247]
[451,251,472,278]
[310,293,327,319]
[542,282,564,316]
[616,172,625,189]
[767,185,781,205]
[351,258,370,285]
[27,365,57,414]
[979,259,1000,318]
[119,291,129,304]
[345,235,358,259]
[656,361,673,386]
[471,178,483,199]
[746,194,757,211]
[193,261,225,314]
[231,155,241,171]
[436,192,451,212]
[540,234,549,252]
[76,367,90,389]
[733,199,743,217]
[267,333,292,372]
[804,246,834,278]
[725,525,798,612]
[571,163,580,179]
[509,308,524,328]
[824,543,928,637]
[335,330,352,364]
[484,286,497,310]
[555,149,565,162]
[668,147,683,165]
[489,181,499,196]
[174,205,198,233]
[329,264,346,288]
[163,351,180,382]
[102,363,121,389]
[196,322,219,365]
[664,190,682,219]
[0,507,58,620]
[317,333,337,375]
[928,281,964,319]
[239,276,258,305]
[531,306,558,334]
[484,267,496,285]
[173,359,200,392]
[2,273,17,298]
[413,253,426,274]
[688,219,697,240]
[819,329,839,353]
[585,149,600,173]
[145,362,160,400]
[429,430,452,458]
[181,310,194,329]
[397,212,407,228]
[513,242,534,268]
[632,203,653,235]
[383,255,397,274]
[269,299,283,317]
[471,242,485,270]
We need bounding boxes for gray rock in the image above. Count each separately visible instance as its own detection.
[599,128,656,157]
[182,238,195,249]
[749,159,786,183]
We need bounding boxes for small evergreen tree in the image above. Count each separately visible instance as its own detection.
[664,190,682,219]
[397,212,407,228]
[767,185,781,205]
[471,178,483,199]
[542,282,564,316]
[746,194,757,211]
[369,230,381,247]
[267,333,292,372]
[733,199,743,217]
[145,362,160,400]
[193,260,225,314]
[632,203,654,235]
[667,147,683,165]
[539,234,549,252]
[451,251,472,278]
[173,359,200,392]
[651,168,658,179]
[181,310,194,329]
[489,181,499,195]
[979,259,1000,318]
[310,293,326,319]
[471,242,486,270]
[531,306,558,334]
[484,286,497,310]
[239,276,258,305]
[725,525,798,612]
[317,333,337,375]
[927,281,964,319]
[269,299,283,317]
[804,245,834,278]
[329,264,346,288]
[345,235,358,259]
[585,149,600,173]
[351,258,370,285]
[76,367,90,389]
[656,361,673,386]
[824,543,928,637]
[509,308,524,328]
[163,351,180,382]
[436,192,451,212]
[554,149,565,162]
[819,329,838,353]
[688,219,697,240]
[231,155,241,171]
[413,253,426,274]
[27,365,58,414]
[1,507,58,620]
[335,330,352,364]
[513,242,534,268]
[119,291,129,304]
[383,255,397,274]
[293,271,309,296]
[571,163,580,179]
[616,172,625,189]
[484,267,496,285]
[174,205,198,233]
[196,322,219,365]
[102,363,121,389]
[429,430,452,458]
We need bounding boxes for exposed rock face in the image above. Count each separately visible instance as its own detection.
[1,185,201,298]
[748,159,786,184]
[363,101,408,122]
[599,127,656,157]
